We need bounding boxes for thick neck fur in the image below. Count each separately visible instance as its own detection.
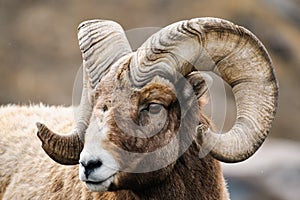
[131,143,226,200]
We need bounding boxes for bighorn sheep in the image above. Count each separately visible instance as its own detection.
[0,17,278,199]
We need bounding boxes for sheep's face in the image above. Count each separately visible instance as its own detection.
[79,59,206,192]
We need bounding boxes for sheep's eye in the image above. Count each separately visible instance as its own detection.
[148,103,163,115]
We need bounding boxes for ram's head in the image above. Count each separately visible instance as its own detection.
[36,18,278,192]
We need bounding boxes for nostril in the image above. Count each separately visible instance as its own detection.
[81,160,102,179]
[81,160,102,171]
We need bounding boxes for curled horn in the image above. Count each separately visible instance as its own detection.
[130,17,278,163]
[37,20,132,165]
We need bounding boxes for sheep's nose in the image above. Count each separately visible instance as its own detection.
[80,160,102,178]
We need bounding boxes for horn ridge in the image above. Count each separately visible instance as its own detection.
[78,20,132,89]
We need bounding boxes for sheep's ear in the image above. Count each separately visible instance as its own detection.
[78,20,132,89]
[175,71,212,117]
[186,71,212,99]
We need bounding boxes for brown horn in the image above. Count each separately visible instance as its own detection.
[130,17,278,163]
[36,20,132,165]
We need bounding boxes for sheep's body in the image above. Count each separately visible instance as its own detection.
[0,105,83,199]
[0,105,229,199]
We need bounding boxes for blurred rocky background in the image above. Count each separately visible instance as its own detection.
[0,0,299,199]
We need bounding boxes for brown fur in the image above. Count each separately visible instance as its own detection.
[0,105,229,199]
[0,64,230,199]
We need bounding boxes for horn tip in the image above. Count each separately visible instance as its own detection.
[36,122,43,129]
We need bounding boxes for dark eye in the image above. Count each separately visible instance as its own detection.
[148,103,163,115]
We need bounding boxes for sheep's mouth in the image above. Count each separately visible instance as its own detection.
[86,174,114,185]
[86,180,105,185]
[84,175,115,192]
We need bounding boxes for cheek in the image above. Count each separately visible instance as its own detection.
[98,104,184,172]
[105,112,180,170]
[139,110,168,137]
[108,106,182,152]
